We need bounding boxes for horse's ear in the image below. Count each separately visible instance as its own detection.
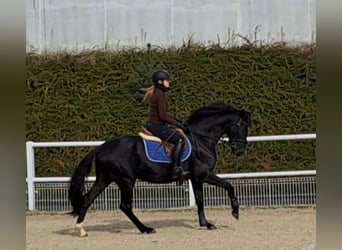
[240,109,251,126]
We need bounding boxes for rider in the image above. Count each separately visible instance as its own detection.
[143,69,188,180]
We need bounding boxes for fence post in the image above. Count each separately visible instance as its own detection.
[26,141,35,211]
[188,180,195,207]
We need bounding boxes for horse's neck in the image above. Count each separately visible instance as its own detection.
[191,120,227,147]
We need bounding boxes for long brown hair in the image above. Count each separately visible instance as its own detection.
[141,85,155,103]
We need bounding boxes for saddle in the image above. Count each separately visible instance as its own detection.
[139,128,177,158]
[138,128,192,163]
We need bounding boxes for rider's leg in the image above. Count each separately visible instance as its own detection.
[169,133,191,180]
[145,123,188,180]
[170,138,187,179]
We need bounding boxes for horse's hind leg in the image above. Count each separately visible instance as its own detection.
[205,173,239,220]
[118,180,156,234]
[75,179,109,237]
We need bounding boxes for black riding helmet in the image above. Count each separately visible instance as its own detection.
[152,70,171,85]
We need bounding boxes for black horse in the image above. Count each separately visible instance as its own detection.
[69,103,251,237]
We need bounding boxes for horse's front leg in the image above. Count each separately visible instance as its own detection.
[205,173,239,220]
[191,180,217,230]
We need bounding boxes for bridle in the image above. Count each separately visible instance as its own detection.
[228,119,248,149]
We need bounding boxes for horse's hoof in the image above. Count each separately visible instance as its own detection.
[232,210,239,220]
[75,224,88,237]
[80,232,88,237]
[144,227,156,234]
[207,223,217,230]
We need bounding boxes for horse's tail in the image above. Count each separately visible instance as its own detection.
[69,147,98,216]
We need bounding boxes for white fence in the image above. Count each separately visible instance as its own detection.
[26,134,316,211]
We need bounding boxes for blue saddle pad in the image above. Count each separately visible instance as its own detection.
[142,136,192,164]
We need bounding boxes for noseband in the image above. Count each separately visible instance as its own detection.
[229,138,247,150]
[228,118,248,150]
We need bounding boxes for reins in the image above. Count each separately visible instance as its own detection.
[186,127,200,157]
[186,117,248,155]
[185,126,217,157]
[151,117,248,158]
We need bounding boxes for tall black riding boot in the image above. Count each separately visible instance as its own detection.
[170,139,188,180]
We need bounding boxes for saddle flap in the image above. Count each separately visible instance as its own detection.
[139,128,192,164]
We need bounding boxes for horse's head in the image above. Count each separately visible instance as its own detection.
[224,109,251,156]
[187,103,251,156]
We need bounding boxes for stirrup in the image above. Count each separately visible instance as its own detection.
[171,167,189,180]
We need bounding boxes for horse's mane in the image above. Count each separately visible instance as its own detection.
[187,102,239,124]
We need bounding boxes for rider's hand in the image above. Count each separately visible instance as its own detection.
[177,120,189,132]
[181,120,189,127]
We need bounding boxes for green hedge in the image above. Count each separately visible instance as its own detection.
[26,43,316,177]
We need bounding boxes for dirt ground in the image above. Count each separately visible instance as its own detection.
[26,207,316,250]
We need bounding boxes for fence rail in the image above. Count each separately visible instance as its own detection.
[29,175,316,211]
[26,133,316,211]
